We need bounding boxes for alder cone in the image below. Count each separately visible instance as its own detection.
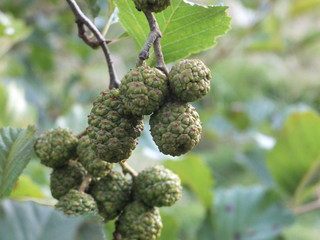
[89,171,132,221]
[115,201,162,240]
[150,101,202,156]
[77,135,114,178]
[134,165,182,207]
[55,189,98,216]
[119,65,168,116]
[87,89,144,163]
[169,59,211,102]
[34,127,78,168]
[50,160,87,199]
[133,0,171,13]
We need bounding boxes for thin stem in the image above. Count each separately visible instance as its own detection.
[136,11,168,75]
[120,161,138,178]
[66,0,119,89]
[79,175,92,192]
[136,30,160,67]
[77,129,87,138]
[154,37,168,75]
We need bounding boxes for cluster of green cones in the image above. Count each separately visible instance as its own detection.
[88,59,211,160]
[34,57,212,239]
[34,130,182,239]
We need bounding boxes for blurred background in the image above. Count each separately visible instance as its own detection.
[1,0,320,239]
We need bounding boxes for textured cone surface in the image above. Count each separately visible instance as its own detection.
[169,59,211,102]
[77,135,114,178]
[50,160,87,199]
[89,171,132,221]
[115,201,162,240]
[150,101,202,156]
[87,89,144,163]
[34,127,78,168]
[119,65,168,116]
[133,0,171,13]
[134,165,182,207]
[55,189,98,216]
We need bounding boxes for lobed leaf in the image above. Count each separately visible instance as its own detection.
[114,0,231,64]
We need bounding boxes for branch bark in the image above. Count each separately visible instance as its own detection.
[66,0,119,89]
[136,11,168,75]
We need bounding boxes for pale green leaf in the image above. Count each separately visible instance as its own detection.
[0,126,37,199]
[158,211,180,240]
[267,112,320,201]
[198,186,294,240]
[0,199,106,240]
[114,0,231,64]
[164,154,214,209]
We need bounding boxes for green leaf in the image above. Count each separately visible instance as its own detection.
[158,211,180,240]
[267,112,320,201]
[198,186,294,240]
[85,0,101,18]
[238,148,275,187]
[164,154,214,209]
[0,199,106,240]
[114,0,231,64]
[0,126,37,199]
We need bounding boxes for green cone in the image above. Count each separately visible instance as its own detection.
[169,59,211,102]
[150,101,202,156]
[87,89,144,163]
[77,135,114,178]
[34,127,78,168]
[89,171,132,221]
[50,160,87,199]
[134,165,182,207]
[132,0,171,13]
[55,189,98,216]
[119,65,168,116]
[115,201,162,240]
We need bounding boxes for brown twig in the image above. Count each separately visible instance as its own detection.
[136,11,169,75]
[66,0,119,89]
[120,161,138,178]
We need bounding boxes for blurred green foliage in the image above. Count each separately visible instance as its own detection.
[0,0,320,239]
